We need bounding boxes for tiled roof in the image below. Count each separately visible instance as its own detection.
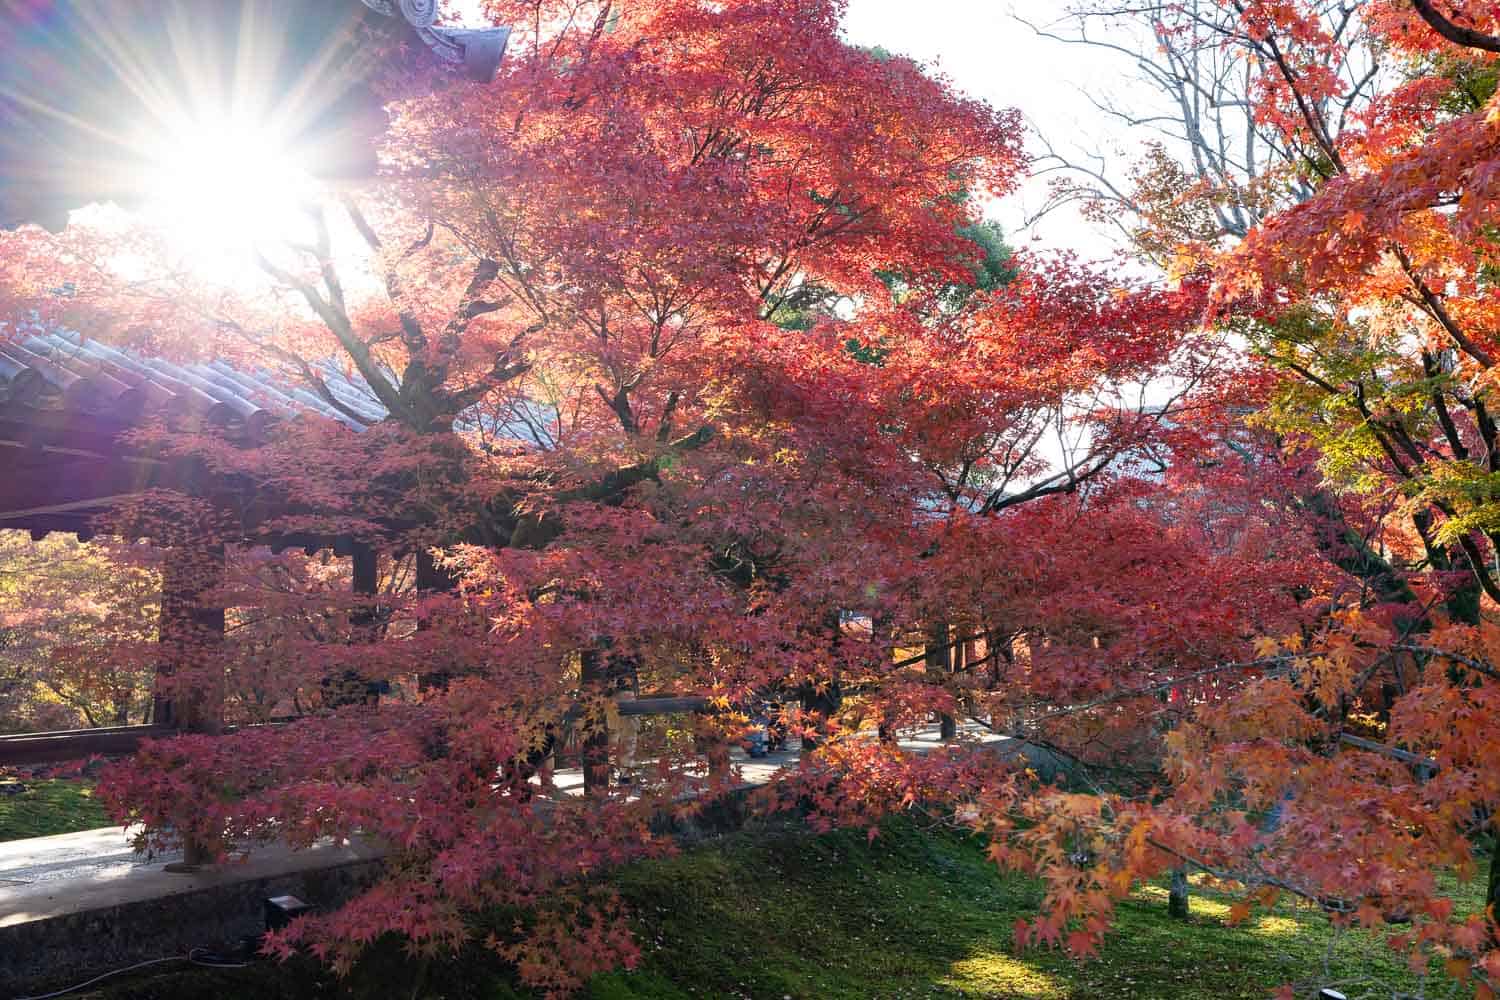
[0,330,385,438]
[361,1,512,82]
[0,330,557,537]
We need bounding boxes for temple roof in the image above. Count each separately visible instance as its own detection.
[0,329,387,539]
[0,328,552,539]
[0,329,384,437]
[360,0,512,81]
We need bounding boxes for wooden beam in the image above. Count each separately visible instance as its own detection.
[0,724,175,766]
[0,695,717,768]
[616,696,711,717]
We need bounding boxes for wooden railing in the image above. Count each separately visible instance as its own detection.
[0,696,715,767]
[0,724,175,765]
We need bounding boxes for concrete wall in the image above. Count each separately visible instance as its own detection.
[2,856,382,994]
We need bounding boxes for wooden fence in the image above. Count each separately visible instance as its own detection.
[0,696,714,767]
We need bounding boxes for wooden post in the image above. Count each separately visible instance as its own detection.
[580,648,610,796]
[927,621,956,741]
[349,542,381,703]
[798,610,844,751]
[873,613,897,743]
[988,628,1013,690]
[326,542,383,707]
[955,632,974,727]
[415,548,455,691]
[1168,867,1190,920]
[351,544,378,624]
[154,545,225,734]
[699,716,731,780]
[798,682,842,750]
[155,544,225,871]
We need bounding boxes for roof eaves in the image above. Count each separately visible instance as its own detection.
[359,1,512,82]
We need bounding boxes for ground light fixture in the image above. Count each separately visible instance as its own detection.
[265,893,314,932]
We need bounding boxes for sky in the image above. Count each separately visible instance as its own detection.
[840,0,1154,262]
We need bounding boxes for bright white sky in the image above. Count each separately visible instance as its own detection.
[842,0,1151,263]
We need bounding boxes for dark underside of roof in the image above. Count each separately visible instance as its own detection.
[0,0,509,231]
[0,1,509,538]
[0,330,385,540]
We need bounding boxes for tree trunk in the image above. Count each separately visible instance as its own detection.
[1301,487,1419,608]
[1413,509,1481,626]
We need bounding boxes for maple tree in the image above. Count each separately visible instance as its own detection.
[0,534,159,731]
[2,0,1065,988]
[11,0,1494,995]
[902,2,1500,994]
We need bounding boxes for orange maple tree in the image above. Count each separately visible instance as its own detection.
[902,2,1500,994]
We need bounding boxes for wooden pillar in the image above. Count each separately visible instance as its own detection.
[580,648,610,796]
[352,544,378,619]
[927,621,956,741]
[416,548,456,691]
[154,544,225,871]
[873,613,897,744]
[799,610,844,751]
[798,684,834,751]
[153,545,225,733]
[327,542,383,707]
[707,734,731,779]
[988,628,1012,690]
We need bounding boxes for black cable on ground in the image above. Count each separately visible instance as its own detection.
[13,946,253,999]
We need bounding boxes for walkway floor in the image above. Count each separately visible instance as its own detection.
[0,722,1011,929]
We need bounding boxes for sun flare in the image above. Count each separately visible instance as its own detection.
[145,117,316,257]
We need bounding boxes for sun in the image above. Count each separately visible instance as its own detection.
[144,116,317,258]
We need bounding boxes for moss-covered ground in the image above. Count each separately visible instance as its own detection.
[61,816,1482,999]
[0,777,110,841]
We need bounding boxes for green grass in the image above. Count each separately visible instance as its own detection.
[74,818,1481,999]
[0,777,111,841]
[588,821,1476,1000]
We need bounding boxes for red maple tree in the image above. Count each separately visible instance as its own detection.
[5,0,1466,994]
